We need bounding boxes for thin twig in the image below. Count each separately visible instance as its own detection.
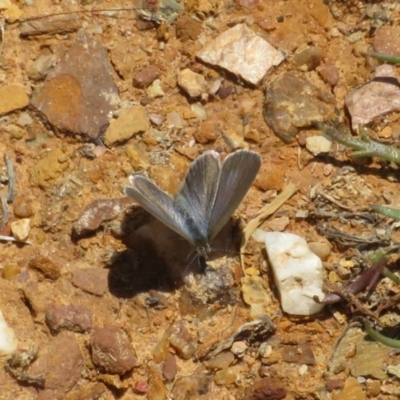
[0,195,9,231]
[4,155,16,203]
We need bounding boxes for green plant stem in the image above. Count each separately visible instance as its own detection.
[314,121,400,164]
[364,320,400,348]
[371,204,400,220]
[370,52,400,64]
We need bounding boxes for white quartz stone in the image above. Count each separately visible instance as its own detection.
[253,230,325,315]
[0,310,17,354]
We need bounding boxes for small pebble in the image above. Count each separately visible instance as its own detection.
[28,255,61,281]
[294,46,322,71]
[13,197,34,218]
[308,240,332,261]
[258,343,272,358]
[231,341,247,358]
[10,218,30,241]
[306,136,332,155]
[214,368,237,386]
[1,265,21,280]
[146,79,165,98]
[16,112,33,126]
[299,364,308,376]
[204,352,235,370]
[178,68,207,98]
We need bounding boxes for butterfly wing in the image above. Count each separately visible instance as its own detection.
[208,150,261,241]
[173,150,221,245]
[124,175,195,244]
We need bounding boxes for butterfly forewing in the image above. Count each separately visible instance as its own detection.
[125,175,195,244]
[208,150,261,240]
[173,151,221,242]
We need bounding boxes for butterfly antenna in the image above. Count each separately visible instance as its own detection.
[181,251,204,276]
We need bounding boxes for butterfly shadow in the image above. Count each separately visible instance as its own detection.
[107,207,242,299]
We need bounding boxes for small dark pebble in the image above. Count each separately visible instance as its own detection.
[217,84,233,99]
[13,197,34,218]
[241,377,287,400]
[132,65,161,88]
[325,378,345,392]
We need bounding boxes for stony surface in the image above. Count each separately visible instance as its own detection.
[264,71,335,143]
[28,332,83,399]
[31,31,119,139]
[1,1,400,399]
[91,326,137,375]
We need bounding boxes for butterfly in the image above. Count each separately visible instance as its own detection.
[125,149,261,265]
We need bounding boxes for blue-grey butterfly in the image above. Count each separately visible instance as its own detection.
[124,149,261,264]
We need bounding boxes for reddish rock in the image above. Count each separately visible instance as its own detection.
[374,25,400,57]
[132,65,161,88]
[241,377,287,400]
[326,379,345,392]
[217,84,233,99]
[133,380,149,393]
[91,326,137,375]
[28,332,83,399]
[72,268,109,296]
[318,63,339,87]
[281,343,316,365]
[45,303,93,333]
[162,354,178,381]
[73,197,133,237]
[30,31,119,139]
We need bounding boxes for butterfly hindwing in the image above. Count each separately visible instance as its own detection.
[208,150,261,241]
[173,150,221,244]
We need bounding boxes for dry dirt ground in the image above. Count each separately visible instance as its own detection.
[1,0,400,399]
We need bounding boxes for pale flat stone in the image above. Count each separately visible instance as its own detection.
[197,24,284,85]
[346,65,400,130]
